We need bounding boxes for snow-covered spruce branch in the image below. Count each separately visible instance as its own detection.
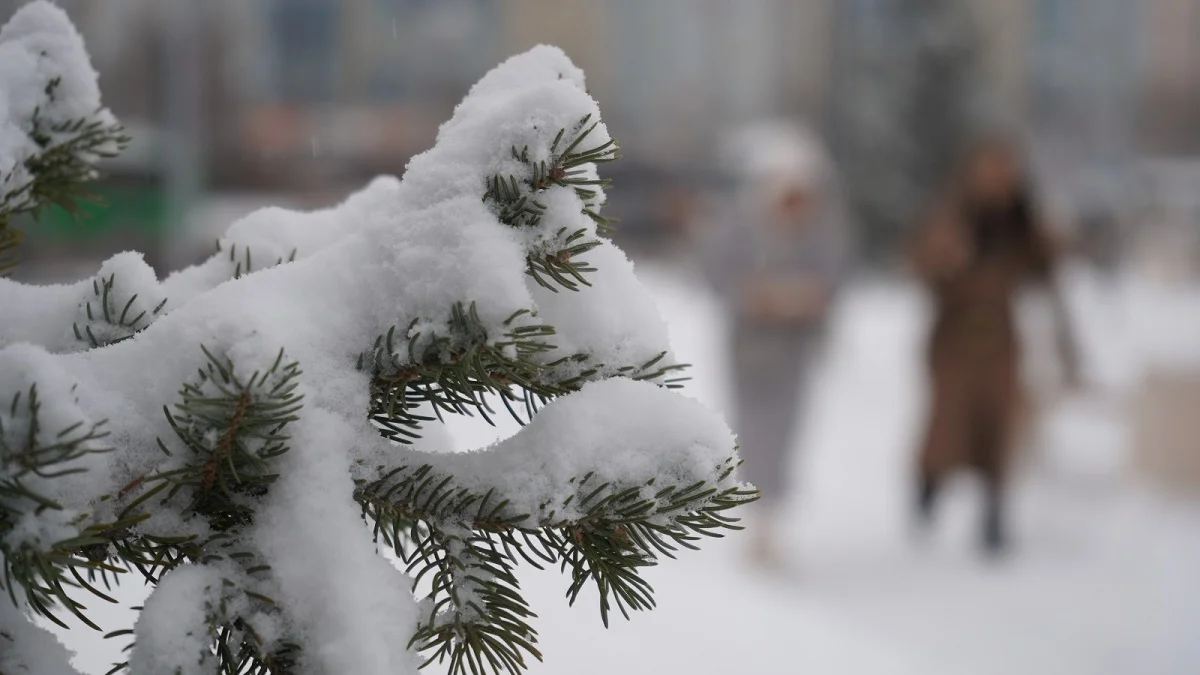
[0,1,127,275]
[0,103,616,353]
[361,300,688,444]
[357,446,752,674]
[0,4,755,673]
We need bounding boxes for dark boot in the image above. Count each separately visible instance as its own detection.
[915,474,939,527]
[973,415,1010,556]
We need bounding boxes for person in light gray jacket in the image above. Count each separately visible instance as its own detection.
[700,122,854,565]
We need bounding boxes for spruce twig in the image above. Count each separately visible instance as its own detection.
[356,455,757,673]
[0,76,129,277]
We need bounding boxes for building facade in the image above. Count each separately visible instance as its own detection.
[6,0,1198,173]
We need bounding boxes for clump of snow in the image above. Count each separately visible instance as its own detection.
[0,343,104,544]
[0,600,82,675]
[0,0,116,211]
[255,411,421,674]
[221,176,401,264]
[531,241,673,377]
[127,565,224,675]
[410,378,736,521]
[72,251,167,345]
[2,508,80,552]
[0,177,402,352]
[0,39,743,674]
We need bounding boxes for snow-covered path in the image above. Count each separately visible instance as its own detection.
[55,263,1200,674]
[507,263,1200,675]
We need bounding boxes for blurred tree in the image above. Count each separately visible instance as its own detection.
[832,0,986,259]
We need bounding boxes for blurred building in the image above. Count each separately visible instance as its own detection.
[1141,0,1200,154]
[2,0,1199,231]
[9,1,1197,166]
[492,0,835,166]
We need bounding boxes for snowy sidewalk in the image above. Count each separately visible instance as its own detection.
[510,264,1200,675]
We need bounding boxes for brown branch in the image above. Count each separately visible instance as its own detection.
[204,392,251,491]
[117,473,148,499]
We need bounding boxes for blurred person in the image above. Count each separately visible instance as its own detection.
[910,136,1080,555]
[700,122,854,567]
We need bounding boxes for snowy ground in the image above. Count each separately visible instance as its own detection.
[54,260,1200,674]
[480,261,1200,675]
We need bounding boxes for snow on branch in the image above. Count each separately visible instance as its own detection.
[0,175,401,352]
[1,597,84,675]
[358,379,750,672]
[0,9,755,673]
[0,0,127,275]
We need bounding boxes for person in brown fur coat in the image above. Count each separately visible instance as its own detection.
[910,137,1080,555]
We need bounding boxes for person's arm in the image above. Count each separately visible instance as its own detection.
[753,196,855,324]
[1033,225,1083,388]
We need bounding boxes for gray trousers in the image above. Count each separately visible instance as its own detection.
[731,322,820,503]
